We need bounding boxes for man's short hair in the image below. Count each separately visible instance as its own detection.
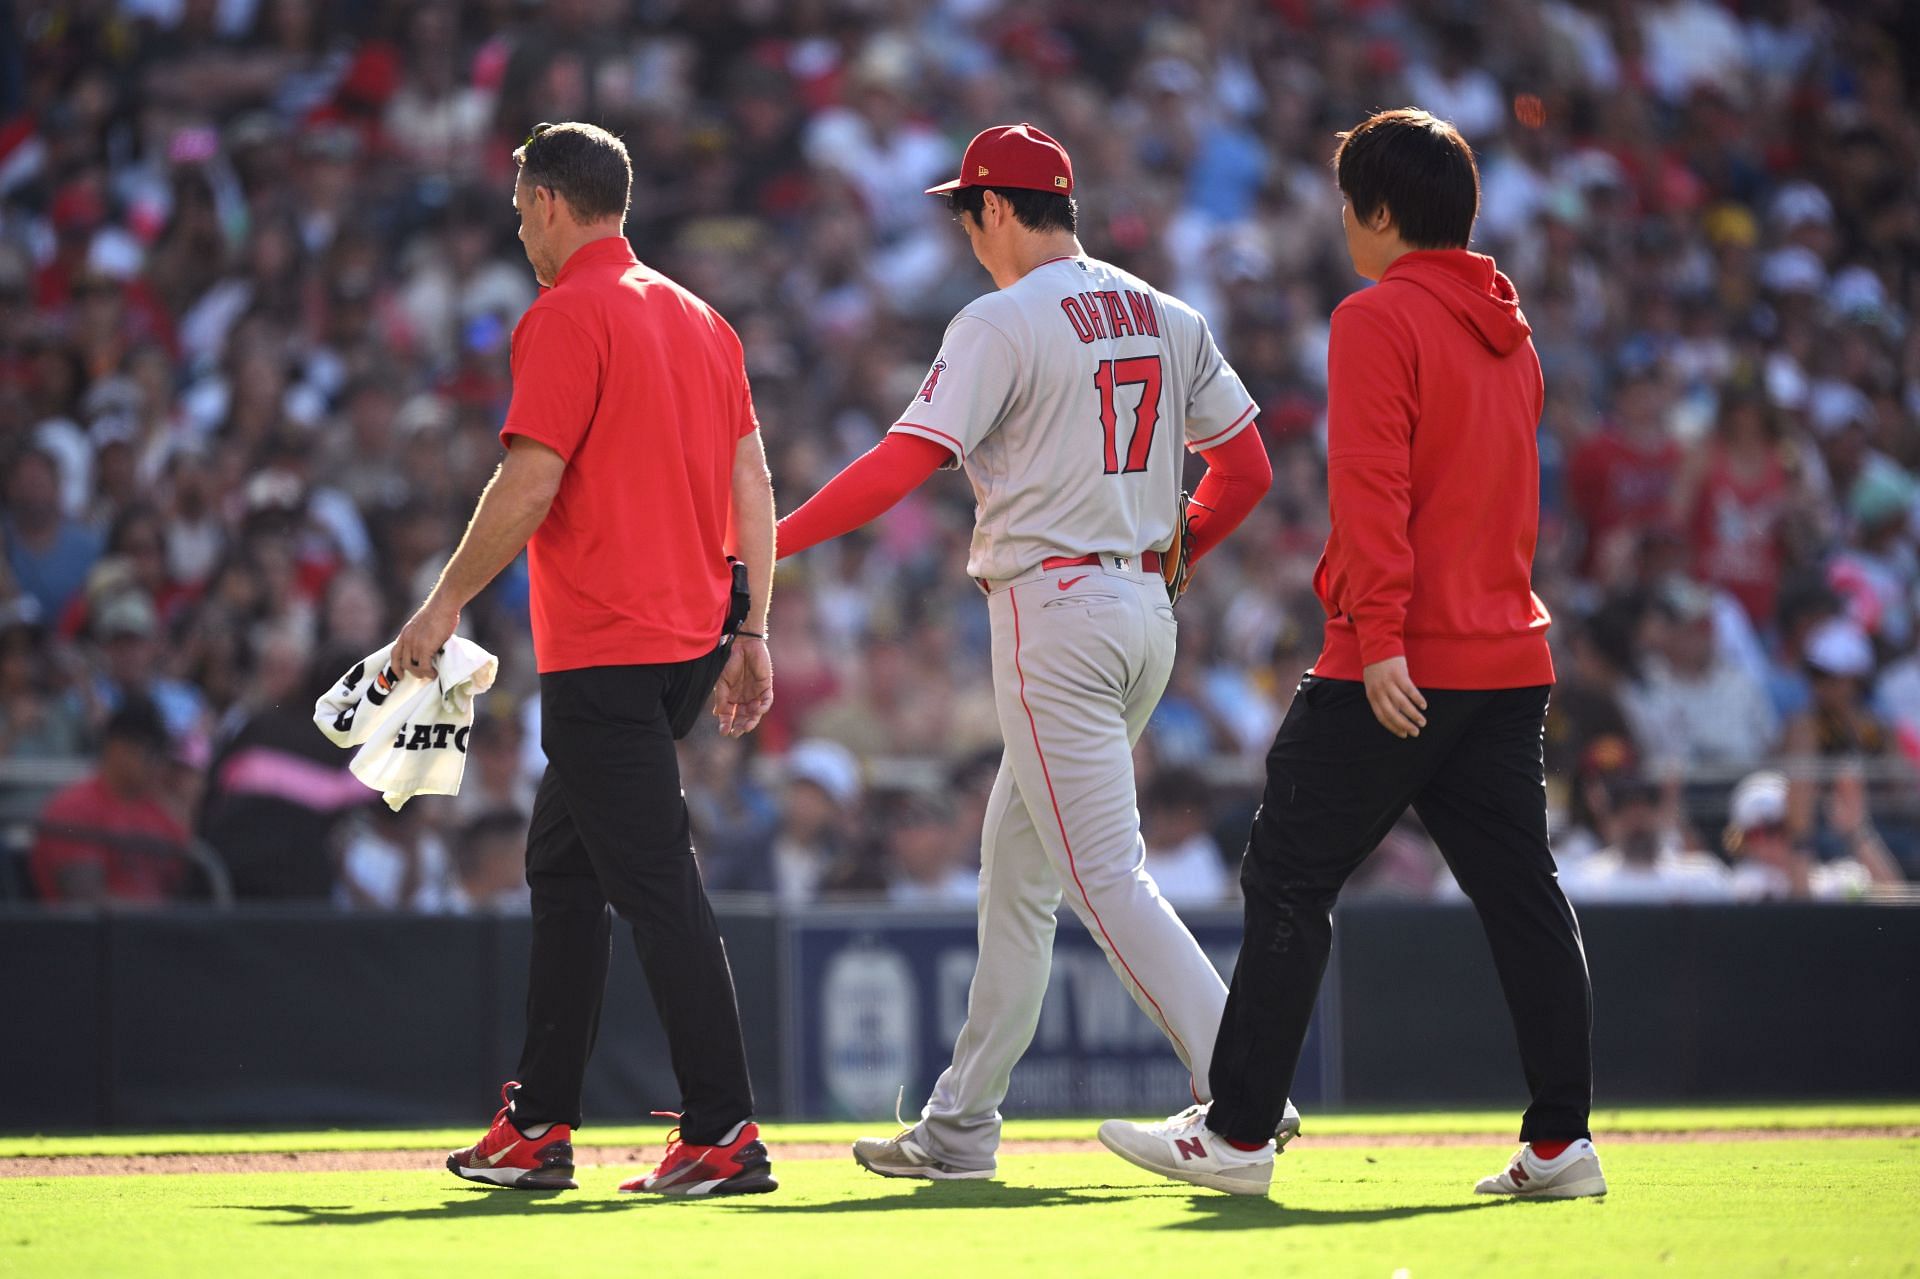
[513,122,632,223]
[1334,108,1480,250]
[945,184,1078,234]
[103,695,169,753]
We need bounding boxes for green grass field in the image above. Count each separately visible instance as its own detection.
[4,1106,1916,1279]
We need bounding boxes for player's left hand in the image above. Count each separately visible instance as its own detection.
[1362,656,1427,739]
[713,636,773,737]
[394,597,460,682]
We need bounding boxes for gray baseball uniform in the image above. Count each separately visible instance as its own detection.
[891,254,1257,1168]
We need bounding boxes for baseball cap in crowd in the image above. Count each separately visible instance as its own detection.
[96,592,158,640]
[1769,181,1834,233]
[1847,464,1915,529]
[1727,771,1788,833]
[103,695,170,753]
[1803,617,1874,679]
[925,123,1073,197]
[785,738,862,808]
[1760,245,1827,296]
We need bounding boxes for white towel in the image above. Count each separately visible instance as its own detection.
[313,637,499,811]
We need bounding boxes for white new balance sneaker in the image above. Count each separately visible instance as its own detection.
[851,1128,995,1181]
[1097,1103,1275,1196]
[1475,1139,1608,1199]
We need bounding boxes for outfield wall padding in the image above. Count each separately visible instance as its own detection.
[2,902,1913,1130]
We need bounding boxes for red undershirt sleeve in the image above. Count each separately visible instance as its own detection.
[776,433,951,559]
[1184,421,1273,563]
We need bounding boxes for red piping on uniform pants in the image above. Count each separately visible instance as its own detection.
[1009,585,1201,1105]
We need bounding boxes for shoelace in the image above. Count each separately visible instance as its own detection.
[652,1110,685,1163]
[888,1084,918,1144]
[1148,1103,1209,1136]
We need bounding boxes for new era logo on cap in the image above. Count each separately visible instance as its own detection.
[928,123,1074,197]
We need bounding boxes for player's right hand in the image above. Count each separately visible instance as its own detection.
[712,636,773,737]
[1362,655,1427,739]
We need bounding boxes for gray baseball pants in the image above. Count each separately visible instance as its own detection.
[916,554,1228,1169]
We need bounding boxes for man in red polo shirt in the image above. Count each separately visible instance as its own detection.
[393,121,777,1198]
[1101,110,1603,1200]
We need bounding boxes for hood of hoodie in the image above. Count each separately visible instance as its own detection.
[1382,250,1532,356]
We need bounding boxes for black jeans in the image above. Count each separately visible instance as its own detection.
[509,661,756,1145]
[1207,677,1593,1145]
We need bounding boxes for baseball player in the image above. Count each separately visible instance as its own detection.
[776,123,1296,1179]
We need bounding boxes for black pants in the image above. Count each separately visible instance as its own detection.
[1207,677,1592,1145]
[510,661,756,1145]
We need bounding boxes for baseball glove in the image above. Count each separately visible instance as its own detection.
[1162,491,1196,605]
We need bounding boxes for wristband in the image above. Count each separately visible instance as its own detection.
[736,630,767,640]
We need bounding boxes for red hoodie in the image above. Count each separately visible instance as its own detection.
[1311,250,1554,689]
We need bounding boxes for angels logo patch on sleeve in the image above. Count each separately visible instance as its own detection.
[918,359,947,403]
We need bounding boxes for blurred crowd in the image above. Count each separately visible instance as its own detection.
[2,0,1916,911]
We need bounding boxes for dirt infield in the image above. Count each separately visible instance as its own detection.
[4,1128,1913,1179]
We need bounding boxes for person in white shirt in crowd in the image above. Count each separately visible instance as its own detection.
[1560,769,1734,904]
[1622,580,1778,774]
[333,803,458,912]
[1139,768,1232,907]
[738,737,863,908]
[885,791,978,908]
[1725,770,1903,901]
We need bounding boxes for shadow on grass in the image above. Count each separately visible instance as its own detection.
[216,1180,1190,1227]
[1164,1196,1509,1232]
[220,1183,1522,1232]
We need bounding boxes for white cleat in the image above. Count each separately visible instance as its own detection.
[1097,1103,1275,1196]
[1475,1139,1608,1199]
[851,1128,995,1181]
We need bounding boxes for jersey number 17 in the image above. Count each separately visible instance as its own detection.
[1095,356,1163,475]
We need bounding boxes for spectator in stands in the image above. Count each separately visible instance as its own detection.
[3,448,101,622]
[1786,618,1893,761]
[198,647,373,900]
[0,620,85,759]
[1560,769,1734,904]
[682,732,780,888]
[81,591,206,746]
[1724,769,1902,900]
[1140,768,1232,907]
[446,809,532,915]
[708,738,860,906]
[28,696,192,905]
[883,791,976,908]
[333,803,457,913]
[1677,388,1798,628]
[1567,369,1682,583]
[1623,580,1778,772]
[444,698,535,825]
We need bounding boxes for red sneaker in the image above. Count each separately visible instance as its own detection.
[447,1081,578,1190]
[618,1112,777,1197]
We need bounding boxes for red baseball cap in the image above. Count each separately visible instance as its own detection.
[925,123,1074,197]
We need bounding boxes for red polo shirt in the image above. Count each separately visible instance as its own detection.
[501,237,759,672]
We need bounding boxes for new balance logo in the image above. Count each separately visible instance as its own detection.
[1174,1137,1207,1161]
[1510,1163,1530,1184]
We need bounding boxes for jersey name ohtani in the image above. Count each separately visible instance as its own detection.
[1060,290,1161,343]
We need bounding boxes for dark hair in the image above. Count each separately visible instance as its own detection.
[1143,768,1209,814]
[1333,108,1479,250]
[513,122,632,223]
[104,695,169,752]
[945,184,1077,234]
